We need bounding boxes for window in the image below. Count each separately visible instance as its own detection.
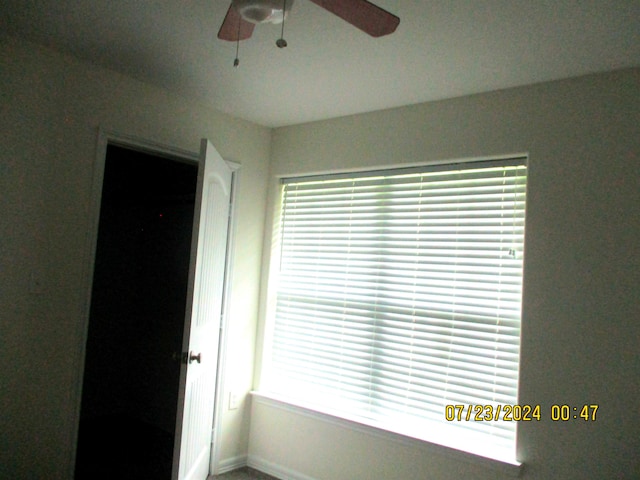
[264,158,527,464]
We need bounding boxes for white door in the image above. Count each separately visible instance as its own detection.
[172,139,232,480]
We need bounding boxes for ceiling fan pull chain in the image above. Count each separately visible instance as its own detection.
[234,12,241,67]
[276,0,288,48]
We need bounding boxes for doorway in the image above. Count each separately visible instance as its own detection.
[75,144,198,479]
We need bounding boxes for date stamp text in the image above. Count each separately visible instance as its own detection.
[444,404,598,422]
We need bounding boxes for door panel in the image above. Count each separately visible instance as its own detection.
[173,139,232,480]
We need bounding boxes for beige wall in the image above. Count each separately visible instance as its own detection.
[0,37,270,479]
[251,69,640,479]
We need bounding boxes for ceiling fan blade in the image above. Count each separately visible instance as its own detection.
[217,4,255,41]
[309,0,399,37]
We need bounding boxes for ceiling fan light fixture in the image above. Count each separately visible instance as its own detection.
[218,0,399,45]
[232,0,294,24]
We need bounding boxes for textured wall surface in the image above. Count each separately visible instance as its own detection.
[0,37,270,479]
[252,68,640,480]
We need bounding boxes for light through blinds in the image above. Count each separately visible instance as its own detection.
[268,158,527,462]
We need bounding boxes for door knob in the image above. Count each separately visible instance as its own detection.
[189,351,202,364]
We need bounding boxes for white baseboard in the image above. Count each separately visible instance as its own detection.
[216,454,248,474]
[248,455,318,480]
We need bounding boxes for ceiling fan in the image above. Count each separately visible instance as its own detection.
[217,0,400,44]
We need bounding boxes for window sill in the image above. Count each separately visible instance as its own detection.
[250,391,523,478]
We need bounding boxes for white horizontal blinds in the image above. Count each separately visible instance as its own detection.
[270,159,526,456]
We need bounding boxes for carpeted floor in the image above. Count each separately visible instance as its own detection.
[211,467,280,480]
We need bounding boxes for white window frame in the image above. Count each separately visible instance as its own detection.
[259,156,527,472]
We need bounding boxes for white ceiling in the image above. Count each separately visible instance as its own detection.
[2,0,639,127]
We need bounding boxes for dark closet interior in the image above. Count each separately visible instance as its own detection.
[75,145,198,479]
